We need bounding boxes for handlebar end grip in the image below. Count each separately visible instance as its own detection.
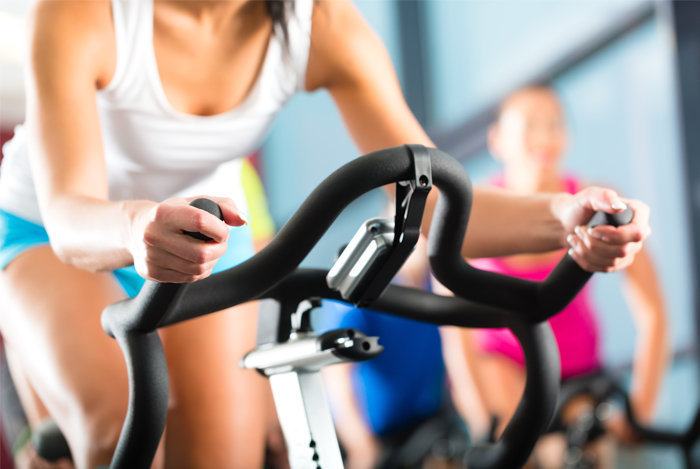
[587,207,633,228]
[184,198,224,241]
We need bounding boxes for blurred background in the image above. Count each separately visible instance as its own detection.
[1,1,700,467]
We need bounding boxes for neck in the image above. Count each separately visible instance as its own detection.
[502,166,563,194]
[158,1,261,33]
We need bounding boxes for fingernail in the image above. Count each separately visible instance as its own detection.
[566,234,574,245]
[574,226,583,237]
[588,227,604,240]
[611,199,627,210]
[568,248,575,257]
[239,212,249,225]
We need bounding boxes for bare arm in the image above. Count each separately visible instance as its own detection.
[439,326,492,440]
[322,364,380,469]
[622,248,670,423]
[26,1,244,281]
[26,1,128,269]
[306,0,650,270]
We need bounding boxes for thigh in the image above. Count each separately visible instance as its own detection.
[0,247,130,467]
[4,346,51,428]
[161,301,266,469]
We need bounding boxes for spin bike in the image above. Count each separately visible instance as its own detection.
[541,370,700,469]
[34,144,631,469]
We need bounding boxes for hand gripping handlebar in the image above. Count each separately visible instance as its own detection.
[99,145,632,469]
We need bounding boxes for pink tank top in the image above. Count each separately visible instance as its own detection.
[471,176,601,379]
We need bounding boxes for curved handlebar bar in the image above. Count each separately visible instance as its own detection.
[100,145,632,469]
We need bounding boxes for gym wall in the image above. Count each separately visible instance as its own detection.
[262,0,698,448]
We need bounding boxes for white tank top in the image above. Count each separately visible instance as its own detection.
[0,0,313,224]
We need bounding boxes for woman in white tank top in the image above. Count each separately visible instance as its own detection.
[0,1,651,468]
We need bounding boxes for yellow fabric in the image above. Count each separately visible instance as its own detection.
[240,159,276,241]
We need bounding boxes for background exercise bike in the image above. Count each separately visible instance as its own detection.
[538,370,700,469]
[31,144,633,469]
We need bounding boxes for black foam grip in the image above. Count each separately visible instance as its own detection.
[183,198,224,241]
[588,206,634,228]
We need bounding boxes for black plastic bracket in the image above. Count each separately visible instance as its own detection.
[292,297,322,334]
[269,296,324,344]
[355,144,432,307]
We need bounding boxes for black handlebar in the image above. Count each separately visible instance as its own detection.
[100,145,633,469]
[182,198,224,240]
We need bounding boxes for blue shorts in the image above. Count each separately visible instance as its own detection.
[0,209,255,298]
[316,300,446,436]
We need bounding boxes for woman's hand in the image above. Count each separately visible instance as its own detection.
[129,196,247,283]
[552,187,651,273]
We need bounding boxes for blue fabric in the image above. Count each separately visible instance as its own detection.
[0,209,254,298]
[317,300,446,436]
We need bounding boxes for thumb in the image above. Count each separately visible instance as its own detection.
[184,196,248,228]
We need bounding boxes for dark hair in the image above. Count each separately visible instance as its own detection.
[494,84,559,123]
[265,1,294,45]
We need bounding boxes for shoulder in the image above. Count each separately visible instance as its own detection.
[30,0,114,48]
[306,0,388,91]
[308,0,367,38]
[29,0,115,89]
